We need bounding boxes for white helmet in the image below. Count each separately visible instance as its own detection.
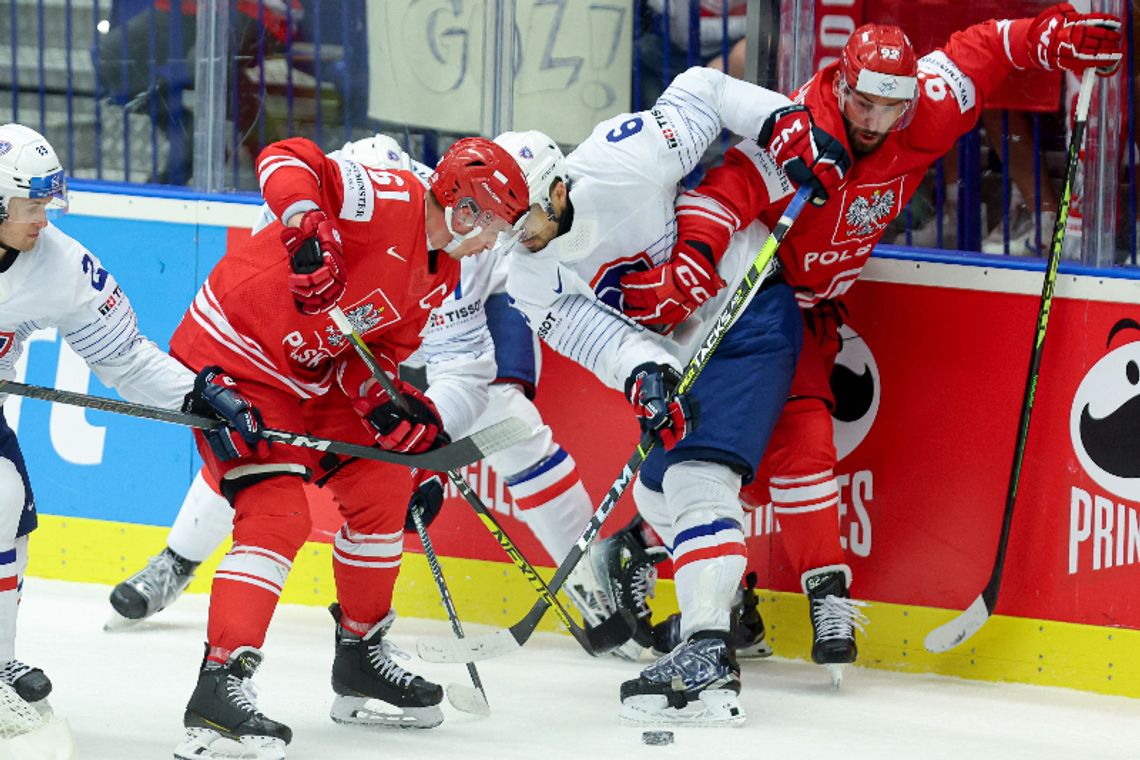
[338,133,405,170]
[0,123,68,223]
[493,130,566,217]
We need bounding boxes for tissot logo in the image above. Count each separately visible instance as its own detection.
[1069,318,1140,500]
[830,324,880,461]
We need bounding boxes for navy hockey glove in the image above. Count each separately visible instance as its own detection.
[758,104,850,207]
[405,468,445,532]
[183,366,269,462]
[351,377,449,454]
[280,209,347,315]
[625,362,698,450]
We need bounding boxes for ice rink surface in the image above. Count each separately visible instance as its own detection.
[13,578,1139,759]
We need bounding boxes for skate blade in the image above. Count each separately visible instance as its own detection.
[619,689,746,727]
[330,695,443,729]
[103,611,145,633]
[173,727,286,760]
[608,638,645,662]
[737,640,774,659]
[827,664,845,690]
[445,683,489,717]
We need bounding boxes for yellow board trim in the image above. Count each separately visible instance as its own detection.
[29,515,1139,698]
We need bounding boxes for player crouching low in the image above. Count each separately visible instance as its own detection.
[170,135,529,760]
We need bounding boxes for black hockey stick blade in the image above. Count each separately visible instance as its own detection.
[0,379,529,471]
[924,70,1098,655]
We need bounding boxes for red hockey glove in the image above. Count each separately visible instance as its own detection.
[351,377,448,454]
[621,239,727,329]
[1028,3,1122,76]
[405,468,445,532]
[625,363,698,450]
[758,104,850,207]
[280,209,347,315]
[183,366,270,462]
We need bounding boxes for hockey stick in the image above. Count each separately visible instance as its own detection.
[0,378,528,472]
[409,504,491,716]
[329,307,636,656]
[418,184,813,663]
[924,69,1097,654]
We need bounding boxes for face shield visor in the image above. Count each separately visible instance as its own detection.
[3,169,69,222]
[837,73,917,134]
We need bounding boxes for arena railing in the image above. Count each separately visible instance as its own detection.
[0,0,1134,270]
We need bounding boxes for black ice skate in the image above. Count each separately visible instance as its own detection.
[592,515,668,660]
[802,564,868,688]
[329,605,443,729]
[650,572,773,659]
[619,631,744,726]
[175,646,292,760]
[0,660,52,710]
[106,547,198,630]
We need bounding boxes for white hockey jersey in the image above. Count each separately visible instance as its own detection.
[0,225,193,409]
[505,66,791,392]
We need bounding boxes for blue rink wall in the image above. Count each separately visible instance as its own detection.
[14,188,256,527]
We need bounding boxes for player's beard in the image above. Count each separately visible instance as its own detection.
[843,118,889,156]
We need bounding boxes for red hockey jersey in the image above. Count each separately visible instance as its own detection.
[171,138,458,400]
[675,17,1040,308]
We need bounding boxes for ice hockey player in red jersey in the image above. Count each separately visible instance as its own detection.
[621,3,1121,687]
[168,135,529,759]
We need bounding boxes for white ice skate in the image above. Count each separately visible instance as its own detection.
[105,548,196,631]
[619,633,745,727]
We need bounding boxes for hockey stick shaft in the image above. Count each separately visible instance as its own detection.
[410,505,490,715]
[330,307,632,654]
[924,69,1097,654]
[0,378,526,471]
[418,185,812,662]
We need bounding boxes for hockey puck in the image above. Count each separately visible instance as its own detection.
[641,730,674,746]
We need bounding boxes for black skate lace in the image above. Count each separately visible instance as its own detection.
[367,639,414,688]
[812,596,869,642]
[0,660,34,686]
[225,674,260,714]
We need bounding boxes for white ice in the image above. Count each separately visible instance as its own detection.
[13,578,1139,759]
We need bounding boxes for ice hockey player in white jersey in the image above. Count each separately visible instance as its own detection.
[106,132,628,652]
[502,66,804,725]
[0,123,263,736]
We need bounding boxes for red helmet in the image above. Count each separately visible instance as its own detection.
[430,138,531,244]
[838,24,919,131]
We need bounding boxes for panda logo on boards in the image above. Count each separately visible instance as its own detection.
[1069,318,1140,501]
[830,324,880,461]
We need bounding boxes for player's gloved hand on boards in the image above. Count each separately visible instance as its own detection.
[351,377,449,454]
[405,468,445,532]
[183,366,269,461]
[758,104,850,207]
[280,209,347,315]
[1028,3,1122,75]
[620,239,727,329]
[625,362,698,450]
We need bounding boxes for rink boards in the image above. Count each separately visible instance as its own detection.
[16,185,1140,699]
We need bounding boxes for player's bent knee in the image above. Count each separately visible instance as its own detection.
[662,461,744,528]
[225,465,313,553]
